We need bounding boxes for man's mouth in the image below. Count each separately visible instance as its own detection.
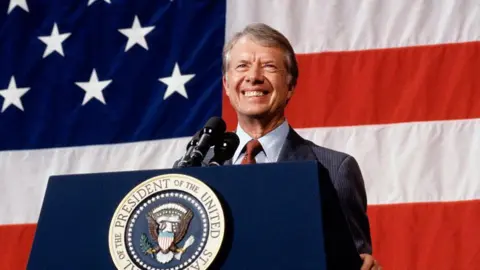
[242,90,269,97]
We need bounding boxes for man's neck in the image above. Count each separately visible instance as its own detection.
[238,114,286,139]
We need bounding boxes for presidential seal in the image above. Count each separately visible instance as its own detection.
[108,174,225,270]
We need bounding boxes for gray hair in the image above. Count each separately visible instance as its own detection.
[222,23,299,89]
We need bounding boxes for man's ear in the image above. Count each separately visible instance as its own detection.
[222,75,230,96]
[286,85,295,105]
[286,75,295,92]
[287,85,295,97]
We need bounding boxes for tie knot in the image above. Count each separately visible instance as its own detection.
[241,139,263,164]
[245,139,262,156]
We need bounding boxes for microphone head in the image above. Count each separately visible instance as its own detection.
[187,117,227,167]
[212,132,240,164]
[203,116,226,137]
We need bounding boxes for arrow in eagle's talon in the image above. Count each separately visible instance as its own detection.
[174,236,195,260]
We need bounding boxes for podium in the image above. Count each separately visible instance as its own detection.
[27,161,361,269]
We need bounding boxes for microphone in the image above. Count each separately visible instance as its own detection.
[175,130,201,168]
[208,132,240,166]
[183,116,226,167]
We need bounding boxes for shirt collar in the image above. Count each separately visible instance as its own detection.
[232,119,290,163]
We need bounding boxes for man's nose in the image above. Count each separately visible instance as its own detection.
[245,65,264,84]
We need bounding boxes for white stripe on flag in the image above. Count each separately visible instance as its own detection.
[1,119,480,224]
[226,0,480,53]
[297,118,480,205]
[0,137,190,225]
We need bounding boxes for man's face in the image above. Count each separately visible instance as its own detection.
[223,36,294,120]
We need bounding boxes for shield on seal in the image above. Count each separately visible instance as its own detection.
[158,231,174,252]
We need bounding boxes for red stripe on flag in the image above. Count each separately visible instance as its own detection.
[222,41,480,129]
[368,200,480,270]
[0,224,36,270]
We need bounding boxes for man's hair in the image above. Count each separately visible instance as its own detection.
[222,23,299,89]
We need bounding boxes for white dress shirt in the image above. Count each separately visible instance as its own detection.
[231,120,290,164]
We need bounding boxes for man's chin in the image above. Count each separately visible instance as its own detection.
[239,111,273,120]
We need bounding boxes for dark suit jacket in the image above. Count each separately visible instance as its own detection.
[224,126,372,256]
[176,126,373,258]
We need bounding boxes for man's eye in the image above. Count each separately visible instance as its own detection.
[263,64,278,71]
[236,64,247,68]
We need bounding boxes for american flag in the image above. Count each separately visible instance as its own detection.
[1,0,479,269]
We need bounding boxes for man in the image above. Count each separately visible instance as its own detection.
[221,22,381,270]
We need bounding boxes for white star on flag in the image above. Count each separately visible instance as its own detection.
[75,69,112,106]
[159,63,195,100]
[118,15,155,52]
[87,0,111,6]
[0,76,30,113]
[7,0,29,14]
[38,23,71,58]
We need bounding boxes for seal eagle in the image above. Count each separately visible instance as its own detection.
[146,202,194,263]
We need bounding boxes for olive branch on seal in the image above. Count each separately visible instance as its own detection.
[140,233,157,258]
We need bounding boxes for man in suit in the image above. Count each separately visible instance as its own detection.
[221,22,381,270]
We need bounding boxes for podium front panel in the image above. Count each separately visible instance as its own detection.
[27,161,328,269]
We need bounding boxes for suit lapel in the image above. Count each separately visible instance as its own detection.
[277,127,316,162]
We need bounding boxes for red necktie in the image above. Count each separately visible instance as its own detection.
[241,139,263,164]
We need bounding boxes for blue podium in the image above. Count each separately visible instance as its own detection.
[27,161,361,269]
